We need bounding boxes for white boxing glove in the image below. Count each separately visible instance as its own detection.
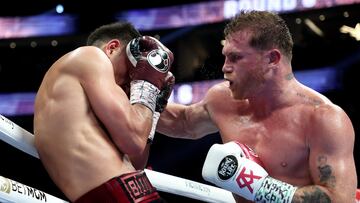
[202,141,297,202]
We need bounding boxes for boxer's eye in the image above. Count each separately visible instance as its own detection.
[228,54,243,63]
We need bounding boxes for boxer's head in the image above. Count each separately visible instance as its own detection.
[224,10,293,61]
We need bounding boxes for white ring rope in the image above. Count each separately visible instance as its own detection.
[144,169,235,203]
[0,115,39,159]
[0,175,68,203]
[0,114,236,203]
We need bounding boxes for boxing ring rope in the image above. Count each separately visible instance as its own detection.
[0,114,236,203]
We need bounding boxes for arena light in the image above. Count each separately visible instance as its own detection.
[177,84,193,105]
[340,23,360,41]
[56,4,64,14]
[304,18,324,37]
[0,15,76,39]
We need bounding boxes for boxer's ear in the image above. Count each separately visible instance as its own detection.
[267,49,281,65]
[106,39,121,55]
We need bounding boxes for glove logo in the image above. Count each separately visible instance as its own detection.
[236,167,262,193]
[217,155,238,180]
[147,49,170,73]
[0,176,11,193]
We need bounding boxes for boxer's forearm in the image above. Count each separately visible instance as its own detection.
[156,104,195,139]
[232,185,332,203]
[157,103,218,139]
[156,121,185,138]
[291,185,333,203]
[129,144,151,170]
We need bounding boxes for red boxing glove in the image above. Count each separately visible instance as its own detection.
[126,36,174,90]
[156,72,175,113]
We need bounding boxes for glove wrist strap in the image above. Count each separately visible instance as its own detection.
[130,80,160,113]
[147,112,160,144]
[254,176,297,203]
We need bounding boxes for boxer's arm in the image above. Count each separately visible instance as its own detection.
[156,84,223,139]
[129,73,175,169]
[292,105,357,202]
[156,101,218,139]
[129,144,151,170]
[76,47,153,155]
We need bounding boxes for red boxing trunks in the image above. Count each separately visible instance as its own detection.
[74,171,164,203]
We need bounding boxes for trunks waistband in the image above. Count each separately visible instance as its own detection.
[74,170,161,203]
[116,170,159,202]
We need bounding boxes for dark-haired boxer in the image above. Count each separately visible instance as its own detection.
[34,21,174,203]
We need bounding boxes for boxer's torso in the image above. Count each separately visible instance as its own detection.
[34,48,135,201]
[215,105,311,186]
[207,82,331,187]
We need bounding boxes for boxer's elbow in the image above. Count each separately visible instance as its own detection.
[115,133,147,156]
[126,130,148,155]
[182,126,203,139]
[112,125,148,156]
[182,120,217,140]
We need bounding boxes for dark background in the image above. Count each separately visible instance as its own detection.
[0,1,359,202]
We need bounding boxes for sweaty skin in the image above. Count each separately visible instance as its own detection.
[157,31,357,202]
[34,45,153,202]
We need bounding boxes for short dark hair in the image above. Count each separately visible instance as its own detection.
[86,21,141,47]
[224,10,293,60]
